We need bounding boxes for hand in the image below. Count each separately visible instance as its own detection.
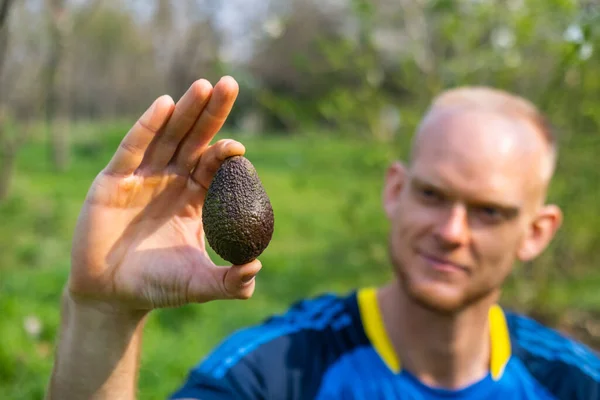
[68,76,261,312]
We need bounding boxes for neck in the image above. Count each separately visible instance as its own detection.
[377,281,499,390]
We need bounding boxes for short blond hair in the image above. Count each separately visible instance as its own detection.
[423,86,558,176]
[430,86,556,149]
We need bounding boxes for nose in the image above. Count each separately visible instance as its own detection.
[434,204,470,247]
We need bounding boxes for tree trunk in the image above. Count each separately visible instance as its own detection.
[0,0,15,78]
[45,0,70,172]
[0,0,16,201]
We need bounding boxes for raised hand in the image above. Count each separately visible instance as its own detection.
[68,76,261,312]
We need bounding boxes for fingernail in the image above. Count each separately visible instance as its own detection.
[241,274,255,284]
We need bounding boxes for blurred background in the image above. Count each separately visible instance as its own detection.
[0,0,599,398]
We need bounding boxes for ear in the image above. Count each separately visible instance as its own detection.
[383,161,407,220]
[517,204,563,262]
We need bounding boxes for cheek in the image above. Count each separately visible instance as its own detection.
[398,196,437,231]
[475,228,523,271]
[391,201,431,249]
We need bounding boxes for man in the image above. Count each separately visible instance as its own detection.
[46,76,600,399]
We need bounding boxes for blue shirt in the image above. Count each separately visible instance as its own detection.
[170,287,600,399]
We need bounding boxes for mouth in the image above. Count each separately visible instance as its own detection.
[417,250,470,274]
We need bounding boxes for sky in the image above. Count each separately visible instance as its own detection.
[123,0,272,64]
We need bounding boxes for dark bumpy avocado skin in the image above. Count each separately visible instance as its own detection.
[202,156,275,265]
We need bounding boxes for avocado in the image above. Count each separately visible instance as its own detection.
[202,155,275,265]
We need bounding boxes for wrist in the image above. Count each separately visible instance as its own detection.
[65,291,148,333]
[47,287,148,399]
[65,284,149,323]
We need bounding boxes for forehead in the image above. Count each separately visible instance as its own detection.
[410,108,546,204]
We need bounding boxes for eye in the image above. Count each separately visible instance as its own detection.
[422,188,435,197]
[419,187,444,203]
[474,206,504,223]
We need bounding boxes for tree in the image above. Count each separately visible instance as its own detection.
[0,0,25,201]
[44,0,70,171]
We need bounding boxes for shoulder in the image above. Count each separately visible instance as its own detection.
[197,291,360,377]
[170,291,365,399]
[505,309,600,399]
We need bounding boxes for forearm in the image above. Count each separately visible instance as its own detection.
[46,288,148,400]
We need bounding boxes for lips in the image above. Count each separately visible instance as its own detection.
[417,250,470,273]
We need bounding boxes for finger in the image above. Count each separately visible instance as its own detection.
[172,76,239,173]
[220,259,262,300]
[194,139,246,189]
[141,79,213,171]
[185,260,261,303]
[105,95,175,176]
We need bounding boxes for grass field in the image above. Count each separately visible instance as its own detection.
[1,121,599,398]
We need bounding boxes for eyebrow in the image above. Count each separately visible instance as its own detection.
[410,177,521,217]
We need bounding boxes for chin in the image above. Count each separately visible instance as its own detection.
[402,280,470,315]
[398,272,501,316]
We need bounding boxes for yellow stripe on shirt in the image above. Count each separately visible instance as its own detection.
[357,287,512,379]
[489,303,512,380]
[357,287,401,373]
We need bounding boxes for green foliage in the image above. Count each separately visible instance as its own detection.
[248,0,600,144]
[0,118,599,397]
[1,1,600,398]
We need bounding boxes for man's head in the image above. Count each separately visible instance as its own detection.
[383,87,563,314]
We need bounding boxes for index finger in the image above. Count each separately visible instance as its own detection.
[140,79,213,172]
[105,95,175,176]
[172,76,239,173]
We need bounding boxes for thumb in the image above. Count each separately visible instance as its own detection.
[213,259,262,300]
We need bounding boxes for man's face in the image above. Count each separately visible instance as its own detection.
[385,108,558,313]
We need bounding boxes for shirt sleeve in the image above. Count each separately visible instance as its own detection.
[168,355,268,400]
[167,294,348,399]
[167,327,330,400]
[167,324,301,400]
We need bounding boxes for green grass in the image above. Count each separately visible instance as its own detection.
[0,121,599,398]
